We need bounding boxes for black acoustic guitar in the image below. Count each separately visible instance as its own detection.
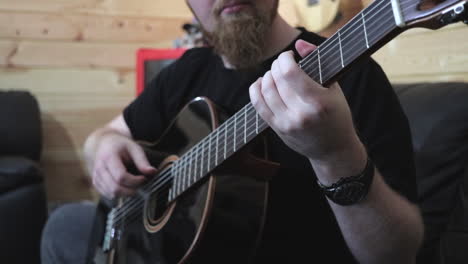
[89,0,468,263]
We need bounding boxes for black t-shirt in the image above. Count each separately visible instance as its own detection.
[124,29,416,262]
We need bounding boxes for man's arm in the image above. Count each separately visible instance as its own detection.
[249,40,423,263]
[311,139,423,263]
[83,114,156,198]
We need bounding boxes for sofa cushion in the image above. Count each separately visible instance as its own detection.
[0,157,42,193]
[0,90,42,161]
[394,82,468,256]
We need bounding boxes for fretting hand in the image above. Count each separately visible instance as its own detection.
[249,39,367,183]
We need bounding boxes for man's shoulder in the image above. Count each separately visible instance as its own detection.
[157,47,215,81]
[177,47,215,66]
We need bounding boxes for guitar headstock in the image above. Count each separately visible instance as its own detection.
[401,0,468,29]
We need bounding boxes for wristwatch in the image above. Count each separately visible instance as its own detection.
[317,158,374,206]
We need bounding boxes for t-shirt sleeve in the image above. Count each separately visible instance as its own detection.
[341,59,417,203]
[123,68,171,143]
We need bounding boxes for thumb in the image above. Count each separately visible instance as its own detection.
[127,145,157,175]
[295,39,317,58]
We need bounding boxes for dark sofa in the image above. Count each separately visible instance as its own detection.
[394,82,468,264]
[0,91,47,264]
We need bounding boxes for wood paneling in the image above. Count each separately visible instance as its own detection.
[0,1,466,203]
[0,0,192,18]
[373,23,468,83]
[0,11,188,43]
[0,40,146,69]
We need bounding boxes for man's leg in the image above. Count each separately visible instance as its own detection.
[41,201,97,264]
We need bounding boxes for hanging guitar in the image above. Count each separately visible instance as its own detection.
[89,0,468,263]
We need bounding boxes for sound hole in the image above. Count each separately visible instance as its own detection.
[145,185,170,226]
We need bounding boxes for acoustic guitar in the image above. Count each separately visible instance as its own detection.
[291,0,365,37]
[89,0,468,263]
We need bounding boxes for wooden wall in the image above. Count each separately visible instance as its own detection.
[0,0,193,203]
[0,1,466,203]
[373,23,468,83]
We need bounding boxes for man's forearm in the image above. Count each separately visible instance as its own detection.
[326,169,423,263]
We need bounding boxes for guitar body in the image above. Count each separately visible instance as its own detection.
[90,97,277,264]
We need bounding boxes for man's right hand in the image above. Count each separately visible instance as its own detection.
[87,131,157,199]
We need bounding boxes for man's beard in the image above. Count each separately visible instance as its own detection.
[204,1,277,70]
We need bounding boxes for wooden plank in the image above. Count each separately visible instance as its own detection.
[0,0,192,18]
[373,25,468,76]
[0,69,135,115]
[0,40,17,66]
[41,154,95,201]
[0,40,170,69]
[386,72,468,84]
[0,11,188,43]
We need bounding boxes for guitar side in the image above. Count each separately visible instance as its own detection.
[89,97,278,264]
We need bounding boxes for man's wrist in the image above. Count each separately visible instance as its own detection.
[309,138,368,185]
[317,157,375,206]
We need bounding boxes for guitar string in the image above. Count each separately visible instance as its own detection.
[300,0,417,76]
[300,0,417,70]
[110,105,241,222]
[314,0,419,82]
[303,7,395,81]
[113,119,270,227]
[111,5,399,226]
[111,0,418,226]
[305,6,399,82]
[299,0,392,71]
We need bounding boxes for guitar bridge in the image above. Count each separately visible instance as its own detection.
[102,208,120,252]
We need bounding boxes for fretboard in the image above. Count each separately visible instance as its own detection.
[168,0,401,201]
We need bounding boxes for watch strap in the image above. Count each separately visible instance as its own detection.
[317,157,374,206]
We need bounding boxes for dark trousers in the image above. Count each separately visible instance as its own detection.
[41,201,96,264]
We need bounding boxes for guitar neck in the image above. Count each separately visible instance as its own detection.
[168,0,402,201]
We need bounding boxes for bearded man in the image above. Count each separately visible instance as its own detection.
[41,0,423,263]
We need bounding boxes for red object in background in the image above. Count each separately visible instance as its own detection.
[136,48,186,96]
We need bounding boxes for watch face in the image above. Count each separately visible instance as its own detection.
[332,182,366,205]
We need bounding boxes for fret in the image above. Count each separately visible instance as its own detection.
[317,47,323,84]
[193,147,198,188]
[367,3,395,45]
[340,16,367,67]
[168,163,175,200]
[208,133,212,173]
[362,13,369,48]
[215,128,219,166]
[246,106,258,142]
[338,31,344,68]
[234,112,237,152]
[182,154,187,195]
[255,111,259,134]
[319,34,341,83]
[224,122,227,159]
[174,159,181,197]
[244,106,247,144]
[301,49,320,83]
[182,154,187,191]
[200,138,205,178]
[187,150,193,194]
